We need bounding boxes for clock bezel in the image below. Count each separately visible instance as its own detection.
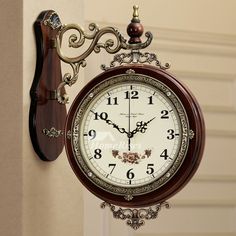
[65,65,205,207]
[71,73,189,195]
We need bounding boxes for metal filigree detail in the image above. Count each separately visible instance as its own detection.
[44,12,62,30]
[54,23,153,104]
[67,130,72,140]
[101,50,170,71]
[42,127,63,138]
[101,201,170,230]
[189,129,195,139]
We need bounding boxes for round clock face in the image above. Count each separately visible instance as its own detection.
[65,65,205,207]
[78,77,187,189]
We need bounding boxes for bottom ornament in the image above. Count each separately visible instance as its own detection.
[101,201,170,230]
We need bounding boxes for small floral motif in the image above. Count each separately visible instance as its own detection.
[143,149,152,158]
[112,150,152,164]
[189,129,195,139]
[126,69,135,74]
[124,194,134,201]
[112,150,119,157]
[123,152,140,164]
[42,127,63,138]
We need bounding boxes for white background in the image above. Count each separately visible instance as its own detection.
[1,0,236,236]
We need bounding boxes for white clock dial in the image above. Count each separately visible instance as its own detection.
[71,73,189,194]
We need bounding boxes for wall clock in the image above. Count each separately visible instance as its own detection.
[30,6,205,230]
[65,64,204,208]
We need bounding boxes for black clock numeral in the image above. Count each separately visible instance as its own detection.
[94,112,108,120]
[167,129,175,140]
[86,129,96,139]
[125,91,139,99]
[161,110,169,119]
[108,163,116,174]
[148,96,154,105]
[94,149,102,159]
[146,164,154,174]
[107,97,118,105]
[126,168,135,179]
[160,149,168,160]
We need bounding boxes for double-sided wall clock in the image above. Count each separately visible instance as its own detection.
[29,6,205,230]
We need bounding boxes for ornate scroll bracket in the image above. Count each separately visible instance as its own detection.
[54,24,153,104]
[101,201,170,230]
[42,6,158,104]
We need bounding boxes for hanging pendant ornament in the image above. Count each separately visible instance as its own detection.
[101,202,170,230]
[30,5,205,230]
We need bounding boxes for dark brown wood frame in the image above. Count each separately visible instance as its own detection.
[29,11,67,161]
[65,65,205,207]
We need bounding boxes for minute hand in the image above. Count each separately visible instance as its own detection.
[130,117,156,137]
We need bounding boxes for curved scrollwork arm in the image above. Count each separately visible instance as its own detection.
[55,23,153,104]
[56,23,128,64]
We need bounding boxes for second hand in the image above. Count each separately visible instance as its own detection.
[128,91,131,151]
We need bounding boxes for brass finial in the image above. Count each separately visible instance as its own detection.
[127,5,143,44]
[132,5,140,23]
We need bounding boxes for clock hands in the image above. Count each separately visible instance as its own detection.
[92,111,156,144]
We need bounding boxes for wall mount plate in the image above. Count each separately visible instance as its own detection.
[29,10,67,161]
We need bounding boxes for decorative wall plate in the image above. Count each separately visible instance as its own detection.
[29,11,66,161]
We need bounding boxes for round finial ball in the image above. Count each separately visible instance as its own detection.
[127,5,144,44]
[127,23,144,39]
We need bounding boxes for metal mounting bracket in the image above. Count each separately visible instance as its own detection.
[29,6,158,161]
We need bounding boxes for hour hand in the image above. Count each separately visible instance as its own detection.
[93,111,129,135]
[112,123,129,135]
